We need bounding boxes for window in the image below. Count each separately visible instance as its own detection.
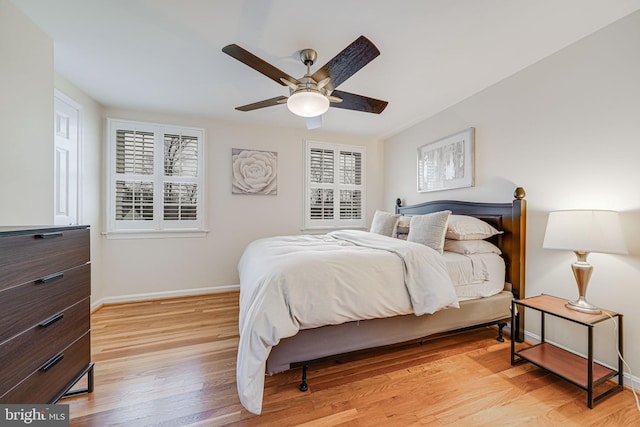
[106,119,205,237]
[304,140,366,230]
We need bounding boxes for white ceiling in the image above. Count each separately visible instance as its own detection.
[13,0,640,139]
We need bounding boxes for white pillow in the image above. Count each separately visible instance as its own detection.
[446,215,502,240]
[407,210,451,253]
[444,239,502,255]
[370,210,400,237]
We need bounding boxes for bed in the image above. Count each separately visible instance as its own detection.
[237,187,526,415]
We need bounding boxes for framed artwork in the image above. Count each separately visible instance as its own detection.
[232,148,278,195]
[417,128,474,192]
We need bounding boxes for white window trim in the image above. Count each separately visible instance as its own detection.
[104,118,207,239]
[303,140,366,231]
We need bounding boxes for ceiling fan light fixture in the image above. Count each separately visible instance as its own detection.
[287,90,329,118]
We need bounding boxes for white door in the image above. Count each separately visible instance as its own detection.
[54,92,82,225]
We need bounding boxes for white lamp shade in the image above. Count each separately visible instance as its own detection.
[543,210,628,254]
[287,91,329,117]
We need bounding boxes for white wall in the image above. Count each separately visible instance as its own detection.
[99,107,384,301]
[384,12,640,383]
[0,0,54,224]
[0,1,106,302]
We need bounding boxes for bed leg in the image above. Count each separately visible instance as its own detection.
[299,364,309,392]
[497,322,506,342]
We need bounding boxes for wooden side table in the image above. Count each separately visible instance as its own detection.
[511,294,623,408]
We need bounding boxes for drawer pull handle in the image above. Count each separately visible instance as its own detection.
[37,272,64,284]
[35,232,64,239]
[40,353,64,372]
[39,312,64,328]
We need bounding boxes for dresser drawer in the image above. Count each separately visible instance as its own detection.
[0,227,89,292]
[0,263,90,344]
[0,298,90,396]
[0,332,91,404]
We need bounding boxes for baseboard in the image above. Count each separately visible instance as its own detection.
[90,284,240,312]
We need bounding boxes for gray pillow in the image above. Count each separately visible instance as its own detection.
[407,210,452,253]
[370,210,400,237]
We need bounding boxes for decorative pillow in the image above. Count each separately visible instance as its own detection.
[397,216,411,228]
[444,239,502,255]
[370,210,400,237]
[407,210,451,253]
[446,215,503,240]
[395,216,411,240]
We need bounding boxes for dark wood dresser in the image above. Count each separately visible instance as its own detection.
[0,225,94,403]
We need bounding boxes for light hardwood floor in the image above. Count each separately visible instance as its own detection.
[64,292,639,426]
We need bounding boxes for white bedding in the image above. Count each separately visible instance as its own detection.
[236,230,459,414]
[444,252,506,300]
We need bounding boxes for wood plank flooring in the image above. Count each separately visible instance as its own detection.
[64,292,639,426]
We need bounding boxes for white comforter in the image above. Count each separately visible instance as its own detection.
[236,230,458,414]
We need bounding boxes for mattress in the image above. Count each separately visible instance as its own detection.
[265,251,509,375]
[266,252,513,374]
[444,252,506,300]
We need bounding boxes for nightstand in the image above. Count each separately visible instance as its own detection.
[511,294,623,408]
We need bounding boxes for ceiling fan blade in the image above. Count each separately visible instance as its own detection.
[222,44,299,86]
[305,115,322,130]
[235,96,288,112]
[311,36,380,90]
[329,90,388,114]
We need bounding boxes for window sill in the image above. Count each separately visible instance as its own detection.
[102,229,209,240]
[301,226,367,234]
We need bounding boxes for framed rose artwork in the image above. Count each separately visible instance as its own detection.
[231,148,278,195]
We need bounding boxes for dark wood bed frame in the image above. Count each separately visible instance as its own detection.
[395,186,527,341]
[269,187,527,392]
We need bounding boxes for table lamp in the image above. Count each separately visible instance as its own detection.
[543,210,627,314]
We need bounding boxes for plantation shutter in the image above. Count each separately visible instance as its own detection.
[164,134,198,177]
[114,129,155,221]
[163,133,199,221]
[339,151,362,220]
[107,119,205,235]
[304,141,365,229]
[115,181,154,221]
[309,148,335,220]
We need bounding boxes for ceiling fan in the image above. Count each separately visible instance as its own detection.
[222,36,388,129]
